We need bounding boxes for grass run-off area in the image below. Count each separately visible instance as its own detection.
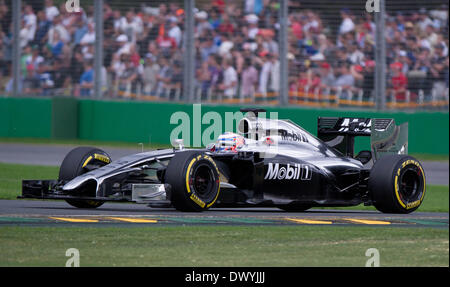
[0,162,448,212]
[0,225,448,267]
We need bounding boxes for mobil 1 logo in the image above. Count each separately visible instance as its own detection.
[264,163,312,181]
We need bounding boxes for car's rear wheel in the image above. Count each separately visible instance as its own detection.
[59,147,111,209]
[165,151,220,212]
[369,155,426,214]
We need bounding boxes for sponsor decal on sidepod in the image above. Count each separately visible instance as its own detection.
[264,163,312,181]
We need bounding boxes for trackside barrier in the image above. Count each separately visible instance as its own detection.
[76,99,448,155]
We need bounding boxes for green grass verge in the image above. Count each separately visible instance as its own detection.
[0,226,447,267]
[0,162,448,212]
[0,162,59,200]
[410,153,449,162]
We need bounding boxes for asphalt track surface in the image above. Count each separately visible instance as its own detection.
[0,200,447,228]
[0,143,448,185]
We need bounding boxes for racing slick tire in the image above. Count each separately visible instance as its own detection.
[369,155,426,214]
[59,147,111,209]
[278,203,312,212]
[165,151,220,212]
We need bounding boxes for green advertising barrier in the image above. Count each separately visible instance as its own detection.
[0,97,52,138]
[77,99,449,155]
[0,97,77,139]
[0,97,448,155]
[51,97,78,139]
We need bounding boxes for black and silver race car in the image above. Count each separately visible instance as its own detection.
[21,108,426,213]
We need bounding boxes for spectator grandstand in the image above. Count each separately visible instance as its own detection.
[0,0,448,110]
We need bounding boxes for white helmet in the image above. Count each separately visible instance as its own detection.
[210,132,245,152]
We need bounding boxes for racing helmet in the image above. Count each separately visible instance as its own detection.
[212,132,245,152]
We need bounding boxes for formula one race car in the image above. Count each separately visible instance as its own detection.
[21,108,426,213]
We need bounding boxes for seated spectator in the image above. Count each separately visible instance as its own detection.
[199,34,218,62]
[195,11,213,37]
[47,15,70,44]
[155,56,173,98]
[79,22,95,46]
[207,55,221,95]
[218,14,235,36]
[297,65,321,94]
[351,64,364,88]
[297,65,309,89]
[73,18,88,46]
[128,44,141,67]
[23,45,44,95]
[269,53,280,94]
[37,45,57,95]
[142,54,160,95]
[339,8,355,35]
[115,34,132,56]
[259,29,278,55]
[49,31,64,58]
[362,60,375,100]
[197,60,212,100]
[156,29,177,57]
[119,57,139,97]
[119,10,143,44]
[347,41,365,65]
[79,60,94,97]
[168,17,182,47]
[257,50,272,96]
[332,62,355,99]
[429,43,448,98]
[245,14,259,40]
[23,5,37,45]
[241,58,258,99]
[389,62,409,101]
[169,61,183,99]
[45,0,60,22]
[318,62,335,91]
[31,11,50,47]
[219,58,238,99]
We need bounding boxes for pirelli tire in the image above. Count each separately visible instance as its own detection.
[58,147,112,209]
[165,151,221,212]
[369,155,426,214]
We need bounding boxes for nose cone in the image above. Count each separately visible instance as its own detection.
[62,176,97,191]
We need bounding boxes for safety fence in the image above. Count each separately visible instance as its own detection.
[0,0,448,111]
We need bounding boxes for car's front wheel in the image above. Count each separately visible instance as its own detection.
[59,147,111,209]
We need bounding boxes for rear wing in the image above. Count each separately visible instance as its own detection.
[318,117,408,160]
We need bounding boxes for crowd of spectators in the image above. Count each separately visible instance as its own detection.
[286,4,449,103]
[0,0,448,104]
